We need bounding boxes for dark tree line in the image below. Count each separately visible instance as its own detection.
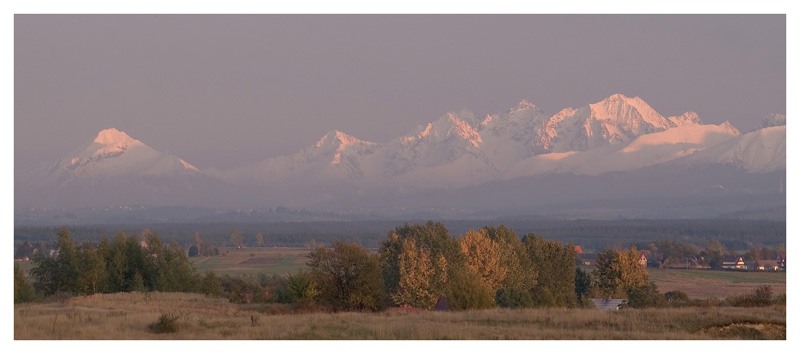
[27,227,198,297]
[14,218,785,251]
[16,222,782,310]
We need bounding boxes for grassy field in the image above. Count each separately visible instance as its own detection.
[646,269,785,299]
[14,292,785,340]
[189,247,310,277]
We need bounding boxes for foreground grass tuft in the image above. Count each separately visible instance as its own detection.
[148,313,180,334]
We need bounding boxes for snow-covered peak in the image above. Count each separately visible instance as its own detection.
[481,114,496,127]
[76,128,147,162]
[312,130,374,165]
[761,113,786,128]
[315,130,372,149]
[94,128,136,146]
[179,159,200,172]
[719,121,741,136]
[677,125,785,173]
[667,111,702,127]
[441,113,482,147]
[621,122,741,153]
[516,99,537,110]
[589,94,669,128]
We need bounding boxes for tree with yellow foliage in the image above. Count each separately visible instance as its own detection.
[460,229,507,293]
[392,238,438,309]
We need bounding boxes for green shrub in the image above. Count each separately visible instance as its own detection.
[14,263,38,303]
[726,286,775,307]
[495,288,534,308]
[753,285,773,305]
[149,313,179,334]
[445,268,495,310]
[531,287,557,308]
[626,282,666,308]
[664,290,689,304]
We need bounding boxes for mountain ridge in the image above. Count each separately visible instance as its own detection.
[15,94,786,220]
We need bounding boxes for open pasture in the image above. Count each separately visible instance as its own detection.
[190,247,309,277]
[647,269,786,299]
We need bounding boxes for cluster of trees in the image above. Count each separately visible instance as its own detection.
[16,223,583,311]
[24,227,198,298]
[299,222,579,311]
[17,222,779,311]
[589,247,663,308]
[638,239,785,268]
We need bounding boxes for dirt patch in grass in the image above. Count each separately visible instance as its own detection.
[238,257,280,265]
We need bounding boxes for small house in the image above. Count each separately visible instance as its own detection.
[744,261,757,270]
[637,251,648,268]
[756,259,780,271]
[722,255,745,270]
[591,298,627,311]
[577,253,597,267]
[689,259,710,270]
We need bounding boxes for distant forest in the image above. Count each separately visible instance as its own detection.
[14,218,785,252]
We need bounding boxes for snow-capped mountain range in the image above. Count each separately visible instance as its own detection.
[15,94,786,220]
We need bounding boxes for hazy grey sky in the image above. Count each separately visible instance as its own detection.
[15,14,785,171]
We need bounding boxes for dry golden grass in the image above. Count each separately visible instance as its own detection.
[648,269,786,299]
[14,292,785,340]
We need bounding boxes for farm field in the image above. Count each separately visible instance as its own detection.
[575,266,786,300]
[190,247,310,277]
[14,292,785,340]
[647,269,785,299]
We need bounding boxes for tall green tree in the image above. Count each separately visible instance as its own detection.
[574,267,594,307]
[30,227,81,295]
[522,233,577,307]
[77,242,108,294]
[285,270,318,306]
[14,263,37,303]
[483,225,536,292]
[307,240,385,311]
[379,221,463,305]
[231,228,243,248]
[593,246,650,298]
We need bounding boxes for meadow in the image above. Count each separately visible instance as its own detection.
[189,247,310,277]
[14,291,785,340]
[647,268,786,299]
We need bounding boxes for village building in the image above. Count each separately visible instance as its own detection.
[744,260,757,270]
[576,253,596,267]
[721,255,745,270]
[755,259,781,271]
[637,251,648,268]
[591,298,627,311]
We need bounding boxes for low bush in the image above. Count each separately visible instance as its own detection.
[664,290,689,305]
[149,313,179,334]
[496,288,533,308]
[725,285,775,307]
